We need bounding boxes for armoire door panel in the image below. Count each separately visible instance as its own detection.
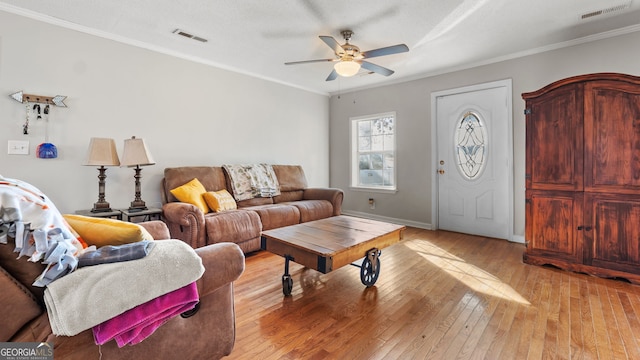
[584,82,640,193]
[525,84,583,191]
[586,194,640,274]
[525,190,582,262]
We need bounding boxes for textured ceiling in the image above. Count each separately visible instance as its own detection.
[1,0,640,95]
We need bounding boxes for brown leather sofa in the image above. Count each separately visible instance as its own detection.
[1,221,245,360]
[162,165,343,253]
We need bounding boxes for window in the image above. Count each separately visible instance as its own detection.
[351,112,396,191]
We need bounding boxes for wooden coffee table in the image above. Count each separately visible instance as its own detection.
[260,215,405,295]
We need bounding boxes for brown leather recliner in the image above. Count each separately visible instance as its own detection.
[1,221,245,360]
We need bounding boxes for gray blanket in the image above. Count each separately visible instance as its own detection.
[77,240,154,267]
[44,239,204,336]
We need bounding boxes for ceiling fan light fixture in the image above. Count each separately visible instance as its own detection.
[334,60,360,77]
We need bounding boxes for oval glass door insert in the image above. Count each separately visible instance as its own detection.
[455,111,487,180]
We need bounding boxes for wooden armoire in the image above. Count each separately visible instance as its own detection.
[523,73,640,283]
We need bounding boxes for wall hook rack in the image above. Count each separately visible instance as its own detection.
[10,91,67,107]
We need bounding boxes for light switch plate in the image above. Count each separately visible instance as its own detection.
[8,140,29,155]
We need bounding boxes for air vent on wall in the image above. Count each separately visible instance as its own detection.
[581,1,632,19]
[172,29,208,43]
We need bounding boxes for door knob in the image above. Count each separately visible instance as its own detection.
[438,169,445,174]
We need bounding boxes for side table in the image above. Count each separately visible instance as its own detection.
[75,209,123,220]
[120,207,162,223]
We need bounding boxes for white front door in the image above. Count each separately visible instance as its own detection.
[433,80,513,240]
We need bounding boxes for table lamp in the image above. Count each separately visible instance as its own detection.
[120,136,155,211]
[84,137,120,212]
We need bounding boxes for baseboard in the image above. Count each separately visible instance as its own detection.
[341,210,433,230]
[340,211,526,244]
[341,211,525,244]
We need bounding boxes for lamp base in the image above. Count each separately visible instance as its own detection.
[91,201,113,213]
[128,165,148,212]
[92,166,113,213]
[128,199,147,212]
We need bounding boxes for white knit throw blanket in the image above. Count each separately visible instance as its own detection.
[44,239,204,336]
[223,164,280,201]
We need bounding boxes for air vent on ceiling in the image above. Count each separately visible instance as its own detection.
[172,29,208,43]
[581,1,632,19]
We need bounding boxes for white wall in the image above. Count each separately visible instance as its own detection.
[3,9,638,238]
[329,30,640,238]
[0,11,329,213]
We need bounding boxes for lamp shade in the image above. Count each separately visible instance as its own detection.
[84,138,120,166]
[120,136,155,167]
[334,60,361,77]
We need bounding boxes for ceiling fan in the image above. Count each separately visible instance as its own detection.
[285,30,409,81]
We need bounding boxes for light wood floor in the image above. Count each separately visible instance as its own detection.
[225,228,640,359]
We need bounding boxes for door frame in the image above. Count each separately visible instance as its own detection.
[430,79,514,241]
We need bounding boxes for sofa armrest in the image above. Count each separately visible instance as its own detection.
[303,188,344,216]
[138,220,171,240]
[195,243,245,295]
[162,202,206,248]
[0,267,43,341]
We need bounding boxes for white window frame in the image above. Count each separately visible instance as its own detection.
[350,111,397,193]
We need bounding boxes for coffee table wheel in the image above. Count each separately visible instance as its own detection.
[282,275,293,296]
[360,256,380,287]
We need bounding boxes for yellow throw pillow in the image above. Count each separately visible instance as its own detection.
[203,190,237,212]
[169,178,209,213]
[63,214,154,247]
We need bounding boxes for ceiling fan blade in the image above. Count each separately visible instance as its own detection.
[319,35,344,54]
[326,69,338,81]
[362,44,409,59]
[360,61,394,76]
[285,58,335,65]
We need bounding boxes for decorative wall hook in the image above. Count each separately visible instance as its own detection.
[10,91,67,107]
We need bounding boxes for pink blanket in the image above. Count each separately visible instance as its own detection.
[93,282,199,347]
